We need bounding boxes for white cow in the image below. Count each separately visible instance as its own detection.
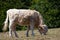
[3,9,48,37]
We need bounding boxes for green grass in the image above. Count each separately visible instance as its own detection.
[0,28,60,40]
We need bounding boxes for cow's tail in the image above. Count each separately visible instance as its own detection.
[3,12,9,31]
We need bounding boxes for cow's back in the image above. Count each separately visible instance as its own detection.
[18,10,40,27]
[7,9,19,20]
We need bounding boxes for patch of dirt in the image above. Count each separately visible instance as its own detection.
[0,28,60,40]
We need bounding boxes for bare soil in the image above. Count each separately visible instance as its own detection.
[0,28,60,40]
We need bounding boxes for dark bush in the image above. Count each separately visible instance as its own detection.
[0,0,60,32]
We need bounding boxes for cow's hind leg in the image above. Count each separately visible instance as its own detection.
[26,26,30,37]
[9,21,13,37]
[13,26,18,38]
[9,20,18,38]
[12,22,18,38]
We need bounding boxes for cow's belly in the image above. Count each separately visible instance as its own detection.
[18,20,30,26]
[18,16,30,26]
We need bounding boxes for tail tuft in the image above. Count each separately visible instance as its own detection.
[2,11,8,32]
[2,22,8,31]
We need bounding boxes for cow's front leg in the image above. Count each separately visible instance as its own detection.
[30,20,35,36]
[26,26,30,37]
[30,26,34,36]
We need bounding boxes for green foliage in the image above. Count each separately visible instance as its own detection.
[0,0,60,32]
[30,0,60,28]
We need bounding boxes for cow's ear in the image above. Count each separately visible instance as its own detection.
[39,25,45,30]
[43,25,48,35]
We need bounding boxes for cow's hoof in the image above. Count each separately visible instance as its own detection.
[26,35,29,37]
[31,34,35,37]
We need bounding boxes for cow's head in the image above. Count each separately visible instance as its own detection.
[38,24,48,35]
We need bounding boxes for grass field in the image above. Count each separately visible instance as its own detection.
[0,28,60,40]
